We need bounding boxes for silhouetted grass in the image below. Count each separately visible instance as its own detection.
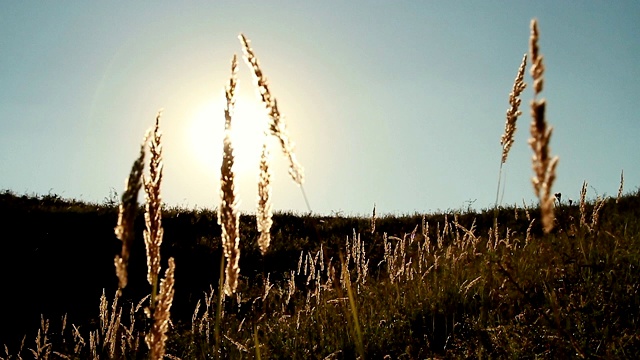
[1,188,639,358]
[3,20,640,360]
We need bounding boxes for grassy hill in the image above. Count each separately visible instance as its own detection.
[1,189,639,359]
[3,19,639,360]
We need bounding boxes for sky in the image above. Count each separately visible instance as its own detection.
[1,2,639,216]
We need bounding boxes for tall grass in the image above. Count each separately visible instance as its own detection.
[115,112,175,360]
[496,53,527,208]
[528,18,558,234]
[218,54,241,297]
[239,34,304,187]
[239,33,311,212]
[257,140,273,255]
[2,19,639,359]
[144,113,165,305]
[114,130,149,289]
[3,188,639,358]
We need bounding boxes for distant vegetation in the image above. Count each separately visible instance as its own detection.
[2,185,639,359]
[2,19,639,359]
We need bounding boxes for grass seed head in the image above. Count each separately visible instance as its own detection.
[580,181,588,228]
[219,54,241,295]
[529,19,545,94]
[145,257,175,360]
[239,33,304,185]
[257,139,273,255]
[617,169,624,203]
[114,130,150,288]
[501,53,527,164]
[371,203,377,234]
[528,19,558,233]
[144,112,164,291]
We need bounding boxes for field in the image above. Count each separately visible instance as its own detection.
[1,187,640,359]
[2,20,639,359]
[2,186,640,359]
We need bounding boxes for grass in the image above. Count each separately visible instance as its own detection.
[1,189,640,358]
[2,19,640,359]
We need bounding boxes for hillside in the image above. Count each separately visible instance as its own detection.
[1,189,639,358]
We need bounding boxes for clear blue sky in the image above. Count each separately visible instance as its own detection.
[1,2,638,216]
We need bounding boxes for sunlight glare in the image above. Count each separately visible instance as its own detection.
[188,97,269,177]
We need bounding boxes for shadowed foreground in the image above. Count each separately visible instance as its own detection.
[1,189,639,358]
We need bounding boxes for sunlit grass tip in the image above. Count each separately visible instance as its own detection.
[617,169,624,204]
[528,18,558,234]
[218,54,241,296]
[501,53,527,165]
[257,138,273,255]
[144,112,165,301]
[145,257,175,360]
[238,33,305,186]
[114,129,150,289]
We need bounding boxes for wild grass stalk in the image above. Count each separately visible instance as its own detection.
[496,54,527,208]
[253,325,262,360]
[214,251,225,359]
[590,195,606,233]
[146,258,176,360]
[371,203,376,234]
[133,113,177,359]
[239,33,311,213]
[341,255,364,358]
[144,112,164,305]
[617,169,624,204]
[239,34,304,186]
[99,289,122,357]
[114,130,149,289]
[257,140,273,255]
[218,54,241,296]
[27,316,50,359]
[579,180,588,228]
[528,19,558,233]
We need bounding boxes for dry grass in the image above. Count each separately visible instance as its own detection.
[496,53,528,207]
[371,203,376,234]
[144,112,164,301]
[6,186,640,359]
[6,18,639,360]
[239,33,304,186]
[617,169,624,204]
[141,113,177,360]
[528,19,558,233]
[580,180,588,228]
[257,140,273,255]
[145,258,176,360]
[218,54,241,296]
[501,53,528,165]
[114,129,149,289]
[114,112,176,359]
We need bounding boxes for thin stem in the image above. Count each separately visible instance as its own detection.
[499,168,507,205]
[344,260,365,359]
[253,324,262,360]
[299,184,312,213]
[494,159,504,227]
[494,161,504,209]
[214,250,225,359]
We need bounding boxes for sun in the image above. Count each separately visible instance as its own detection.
[188,96,269,177]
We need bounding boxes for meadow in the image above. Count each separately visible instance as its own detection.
[1,19,639,359]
